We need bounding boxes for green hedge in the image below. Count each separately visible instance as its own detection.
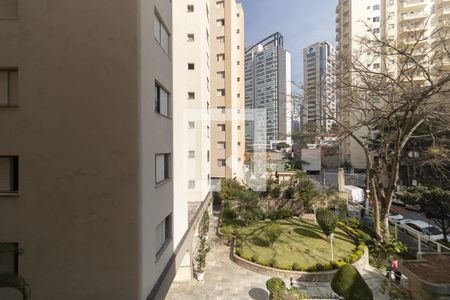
[331,264,373,300]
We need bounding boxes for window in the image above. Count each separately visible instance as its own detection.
[217,54,225,61]
[373,28,380,33]
[155,214,172,257]
[207,126,210,138]
[237,125,241,130]
[217,159,226,167]
[188,151,195,158]
[217,36,225,44]
[188,121,195,129]
[388,0,394,5]
[237,77,240,82]
[216,19,225,27]
[188,92,195,100]
[217,124,225,131]
[0,0,18,19]
[237,45,240,50]
[207,150,210,162]
[0,69,18,106]
[388,12,395,19]
[373,17,380,22]
[154,14,169,54]
[217,142,226,149]
[187,34,195,42]
[217,71,225,79]
[216,1,224,9]
[373,63,380,69]
[155,82,170,117]
[237,142,241,146]
[236,29,240,34]
[237,93,241,98]
[0,156,18,193]
[187,4,194,12]
[0,243,19,274]
[188,63,195,70]
[388,24,395,29]
[188,180,195,190]
[217,106,225,113]
[373,5,380,10]
[217,89,225,96]
[236,61,240,66]
[155,154,170,184]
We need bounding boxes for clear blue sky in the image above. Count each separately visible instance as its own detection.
[239,0,337,83]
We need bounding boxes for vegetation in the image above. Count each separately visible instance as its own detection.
[331,264,373,300]
[399,185,450,241]
[264,223,283,247]
[195,237,210,273]
[316,23,450,243]
[266,277,307,300]
[316,209,338,237]
[230,218,359,271]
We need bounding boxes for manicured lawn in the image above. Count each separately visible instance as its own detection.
[232,218,357,269]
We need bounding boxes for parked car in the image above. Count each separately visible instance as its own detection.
[399,219,449,242]
[388,210,404,223]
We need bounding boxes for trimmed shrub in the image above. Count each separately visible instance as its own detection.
[316,209,338,237]
[355,250,364,258]
[347,217,361,229]
[292,263,302,271]
[323,263,333,271]
[235,248,243,256]
[266,277,286,295]
[336,260,347,268]
[316,263,324,271]
[241,252,253,261]
[306,265,317,272]
[269,258,279,268]
[264,223,283,246]
[251,255,259,263]
[331,264,373,300]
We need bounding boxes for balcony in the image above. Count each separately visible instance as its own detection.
[400,0,427,10]
[401,11,428,21]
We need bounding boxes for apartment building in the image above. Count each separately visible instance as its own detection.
[245,32,292,151]
[336,0,450,170]
[172,0,213,283]
[303,41,337,133]
[336,0,385,170]
[209,0,246,182]
[0,0,183,299]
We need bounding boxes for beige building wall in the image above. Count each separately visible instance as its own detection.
[0,0,175,299]
[210,0,245,181]
[172,0,212,283]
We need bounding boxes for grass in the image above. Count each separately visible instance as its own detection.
[232,218,357,269]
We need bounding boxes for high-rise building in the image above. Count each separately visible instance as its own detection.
[172,0,214,284]
[336,0,385,170]
[0,0,216,299]
[209,0,246,181]
[245,32,292,151]
[336,0,450,170]
[303,41,336,133]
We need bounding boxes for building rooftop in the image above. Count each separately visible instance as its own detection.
[401,253,450,285]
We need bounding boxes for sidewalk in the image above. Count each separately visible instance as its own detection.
[166,211,391,299]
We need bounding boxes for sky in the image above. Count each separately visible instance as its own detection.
[239,0,337,83]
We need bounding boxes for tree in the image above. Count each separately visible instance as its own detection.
[295,172,319,213]
[236,190,260,226]
[219,178,244,201]
[328,23,450,242]
[331,264,373,300]
[316,209,338,261]
[264,223,283,247]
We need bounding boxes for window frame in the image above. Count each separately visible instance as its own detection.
[0,155,19,194]
[0,68,18,107]
[155,81,171,118]
[155,153,171,185]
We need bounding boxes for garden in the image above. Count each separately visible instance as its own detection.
[218,173,368,272]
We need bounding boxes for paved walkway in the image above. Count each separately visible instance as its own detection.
[166,211,392,300]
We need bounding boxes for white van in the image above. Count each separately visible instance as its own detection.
[344,185,365,204]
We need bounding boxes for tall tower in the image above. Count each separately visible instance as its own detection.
[245,32,292,151]
[209,0,245,182]
[303,41,336,133]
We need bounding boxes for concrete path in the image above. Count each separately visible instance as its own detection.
[166,211,392,300]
